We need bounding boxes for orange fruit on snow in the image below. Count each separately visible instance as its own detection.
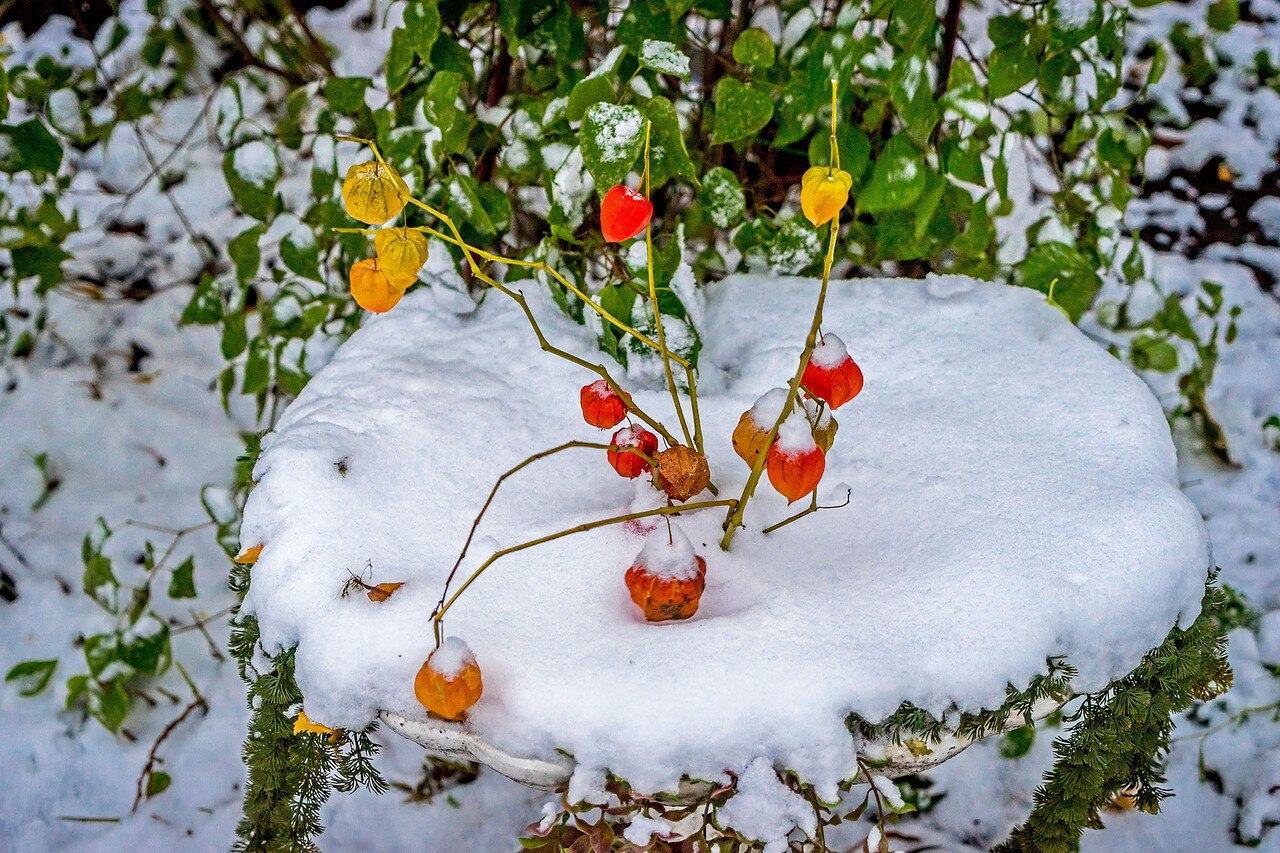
[607,426,659,479]
[234,544,263,564]
[801,333,863,409]
[625,527,707,622]
[414,638,483,721]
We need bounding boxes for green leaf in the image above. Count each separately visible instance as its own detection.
[567,75,615,123]
[119,620,170,675]
[641,96,697,187]
[168,556,197,599]
[82,547,118,610]
[92,678,130,733]
[700,166,745,229]
[406,0,442,57]
[385,28,415,93]
[228,225,264,285]
[988,43,1037,98]
[242,337,271,395]
[146,771,172,799]
[1206,0,1239,31]
[323,77,370,114]
[807,124,871,181]
[732,28,775,68]
[1130,335,1179,373]
[10,244,71,293]
[181,273,223,326]
[1018,241,1102,322]
[222,145,278,222]
[222,310,247,359]
[710,78,773,145]
[1,118,63,174]
[83,633,119,677]
[5,659,58,697]
[579,102,645,189]
[639,39,691,78]
[889,51,940,145]
[1000,726,1036,758]
[281,233,323,282]
[857,135,926,213]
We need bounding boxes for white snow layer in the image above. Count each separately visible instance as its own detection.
[241,274,1210,799]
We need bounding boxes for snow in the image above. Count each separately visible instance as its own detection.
[639,39,691,78]
[633,525,700,581]
[748,387,790,426]
[583,103,643,165]
[231,140,278,187]
[810,332,850,370]
[429,637,477,679]
[716,757,817,852]
[241,273,1210,806]
[772,409,817,455]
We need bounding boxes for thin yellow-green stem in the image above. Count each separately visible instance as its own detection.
[431,440,614,622]
[334,140,682,447]
[720,80,844,551]
[432,499,737,645]
[641,122,695,450]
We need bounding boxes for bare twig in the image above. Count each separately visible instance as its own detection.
[131,695,209,813]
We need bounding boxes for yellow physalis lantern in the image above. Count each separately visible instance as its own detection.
[800,166,852,227]
[342,159,409,225]
[374,227,430,280]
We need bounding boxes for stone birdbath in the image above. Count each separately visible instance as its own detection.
[240,272,1219,848]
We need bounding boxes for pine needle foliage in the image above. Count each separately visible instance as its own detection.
[995,579,1232,852]
[229,562,389,852]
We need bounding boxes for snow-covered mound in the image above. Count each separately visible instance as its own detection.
[241,274,1210,798]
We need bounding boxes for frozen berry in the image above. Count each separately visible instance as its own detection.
[600,185,653,242]
[580,379,630,429]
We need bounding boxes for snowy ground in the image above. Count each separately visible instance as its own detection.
[2,2,1280,851]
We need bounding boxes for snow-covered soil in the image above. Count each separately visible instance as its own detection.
[2,1,1279,851]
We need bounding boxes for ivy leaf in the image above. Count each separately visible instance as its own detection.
[91,678,130,733]
[732,28,775,68]
[1206,0,1239,31]
[567,75,614,123]
[857,135,926,213]
[242,336,271,395]
[710,78,773,145]
[1018,241,1102,322]
[700,166,745,229]
[580,102,645,189]
[168,556,197,599]
[385,28,415,93]
[639,39,691,78]
[4,659,58,697]
[641,96,697,187]
[1130,335,1179,373]
[281,232,323,282]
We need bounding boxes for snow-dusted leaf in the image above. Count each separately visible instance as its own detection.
[222,141,279,221]
[700,166,745,229]
[579,103,645,189]
[1018,241,1102,322]
[638,39,690,78]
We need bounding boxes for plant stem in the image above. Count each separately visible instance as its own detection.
[432,440,613,621]
[432,499,737,645]
[334,142,686,448]
[720,80,843,551]
[761,487,851,535]
[642,121,695,451]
